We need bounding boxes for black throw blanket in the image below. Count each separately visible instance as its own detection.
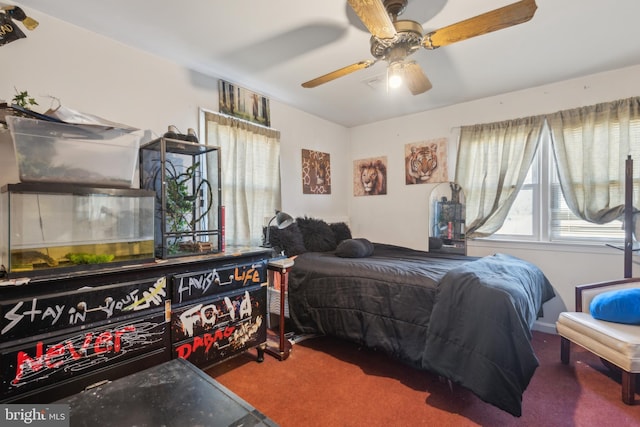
[287,245,555,416]
[422,253,554,416]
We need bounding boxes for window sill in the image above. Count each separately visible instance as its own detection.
[469,238,625,255]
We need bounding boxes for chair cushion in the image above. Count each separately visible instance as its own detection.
[557,311,640,372]
[590,288,640,325]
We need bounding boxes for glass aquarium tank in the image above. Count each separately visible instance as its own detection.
[0,183,155,278]
[139,137,222,259]
[6,115,144,188]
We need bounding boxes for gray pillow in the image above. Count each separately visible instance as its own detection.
[335,238,374,258]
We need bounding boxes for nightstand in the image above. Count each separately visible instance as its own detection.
[265,257,295,360]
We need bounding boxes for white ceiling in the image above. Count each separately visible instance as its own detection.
[13,0,640,127]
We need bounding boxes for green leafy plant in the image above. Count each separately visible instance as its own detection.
[159,160,213,254]
[66,253,115,265]
[12,88,38,109]
[166,162,197,236]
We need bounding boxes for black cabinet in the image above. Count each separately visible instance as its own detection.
[1,312,169,402]
[0,248,270,403]
[169,258,268,367]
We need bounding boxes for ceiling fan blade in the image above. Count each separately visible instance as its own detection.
[347,0,397,39]
[302,60,376,88]
[403,62,432,95]
[422,0,537,49]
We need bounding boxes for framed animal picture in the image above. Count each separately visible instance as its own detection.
[354,156,387,196]
[302,149,331,194]
[404,138,448,184]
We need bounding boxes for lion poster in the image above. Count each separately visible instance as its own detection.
[302,149,331,194]
[354,156,387,196]
[404,138,448,185]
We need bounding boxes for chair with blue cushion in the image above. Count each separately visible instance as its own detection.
[556,278,640,405]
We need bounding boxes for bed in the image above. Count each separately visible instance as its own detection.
[284,240,555,417]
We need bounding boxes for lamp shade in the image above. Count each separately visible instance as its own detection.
[264,210,294,247]
[273,211,294,229]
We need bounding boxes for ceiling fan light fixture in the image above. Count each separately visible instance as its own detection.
[388,73,403,89]
[387,62,403,89]
[302,0,538,94]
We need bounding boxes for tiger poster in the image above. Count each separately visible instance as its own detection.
[353,156,387,196]
[302,149,331,194]
[404,138,448,185]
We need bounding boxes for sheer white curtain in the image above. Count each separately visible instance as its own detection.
[203,111,281,246]
[455,116,544,238]
[548,96,640,224]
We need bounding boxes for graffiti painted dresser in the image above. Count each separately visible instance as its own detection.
[0,247,270,403]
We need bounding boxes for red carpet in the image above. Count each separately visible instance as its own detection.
[207,331,640,426]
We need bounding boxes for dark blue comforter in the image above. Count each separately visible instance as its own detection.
[287,244,555,417]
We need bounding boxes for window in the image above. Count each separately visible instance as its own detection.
[489,95,640,245]
[493,128,625,243]
[455,116,544,238]
[201,110,282,247]
[493,150,538,238]
[549,167,624,242]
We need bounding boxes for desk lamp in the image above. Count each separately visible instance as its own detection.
[264,210,294,247]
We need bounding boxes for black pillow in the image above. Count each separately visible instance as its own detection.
[296,216,337,252]
[330,222,352,243]
[335,238,374,258]
[267,223,306,256]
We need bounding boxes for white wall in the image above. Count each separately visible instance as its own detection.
[349,64,640,247]
[0,8,350,222]
[272,102,350,221]
[348,64,640,331]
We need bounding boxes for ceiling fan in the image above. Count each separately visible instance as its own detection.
[301,0,537,95]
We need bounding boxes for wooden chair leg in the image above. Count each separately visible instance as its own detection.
[622,371,636,405]
[560,336,571,364]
